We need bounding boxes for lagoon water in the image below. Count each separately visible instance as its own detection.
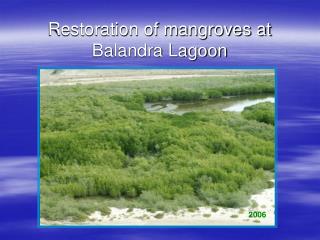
[145,94,274,115]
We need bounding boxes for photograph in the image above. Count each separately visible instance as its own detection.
[39,69,275,226]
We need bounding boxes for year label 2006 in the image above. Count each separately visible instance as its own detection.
[249,211,266,218]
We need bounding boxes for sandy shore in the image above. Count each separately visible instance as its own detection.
[40,69,274,86]
[41,184,275,226]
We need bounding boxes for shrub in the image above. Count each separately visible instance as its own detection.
[154,212,165,219]
[211,206,219,212]
[242,102,274,125]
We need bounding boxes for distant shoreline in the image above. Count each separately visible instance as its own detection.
[40,69,274,87]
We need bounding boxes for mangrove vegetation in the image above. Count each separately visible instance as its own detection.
[40,71,275,221]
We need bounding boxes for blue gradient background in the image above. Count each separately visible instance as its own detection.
[1,0,320,239]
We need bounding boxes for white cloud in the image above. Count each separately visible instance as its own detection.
[0,157,37,197]
[278,147,320,181]
[285,191,320,206]
[278,114,320,128]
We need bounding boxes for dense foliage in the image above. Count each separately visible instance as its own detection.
[40,74,274,221]
[242,102,274,125]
